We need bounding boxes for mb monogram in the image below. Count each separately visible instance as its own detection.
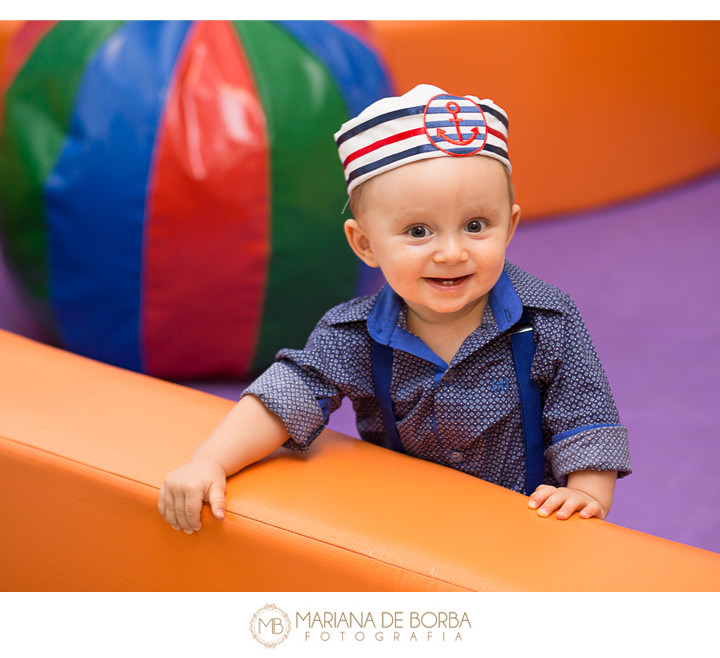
[249,604,291,648]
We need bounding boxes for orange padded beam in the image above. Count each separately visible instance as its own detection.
[371,20,720,219]
[1,328,718,591]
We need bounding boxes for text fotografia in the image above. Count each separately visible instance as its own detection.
[296,610,471,643]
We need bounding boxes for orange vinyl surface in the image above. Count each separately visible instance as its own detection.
[1,328,719,591]
[371,20,720,219]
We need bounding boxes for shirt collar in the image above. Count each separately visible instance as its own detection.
[367,284,445,367]
[366,283,401,344]
[488,268,524,332]
[366,265,527,369]
[367,266,525,340]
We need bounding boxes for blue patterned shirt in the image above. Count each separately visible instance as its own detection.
[244,261,631,493]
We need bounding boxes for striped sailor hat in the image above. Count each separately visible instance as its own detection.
[334,83,510,195]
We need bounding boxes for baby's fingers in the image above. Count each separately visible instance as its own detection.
[554,494,589,520]
[527,484,557,512]
[534,491,571,518]
[556,495,604,520]
[176,485,205,533]
[578,499,604,519]
[158,483,182,531]
[207,480,226,520]
[529,486,582,519]
[529,487,603,520]
[161,483,203,533]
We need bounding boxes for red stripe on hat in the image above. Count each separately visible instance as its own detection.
[487,125,508,144]
[143,20,270,378]
[343,126,426,169]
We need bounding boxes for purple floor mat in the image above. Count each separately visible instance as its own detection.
[507,172,720,553]
[2,172,719,553]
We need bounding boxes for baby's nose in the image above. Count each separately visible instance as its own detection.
[433,236,469,264]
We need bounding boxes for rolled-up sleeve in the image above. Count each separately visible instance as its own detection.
[242,308,366,452]
[536,297,632,483]
[243,359,335,452]
[546,425,631,483]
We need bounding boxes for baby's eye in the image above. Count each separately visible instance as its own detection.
[465,219,487,233]
[407,225,431,239]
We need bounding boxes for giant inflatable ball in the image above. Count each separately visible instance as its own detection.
[0,20,391,379]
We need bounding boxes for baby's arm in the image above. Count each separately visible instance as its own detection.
[527,470,617,520]
[158,394,288,534]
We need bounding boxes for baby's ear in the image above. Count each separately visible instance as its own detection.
[344,219,378,268]
[506,203,522,247]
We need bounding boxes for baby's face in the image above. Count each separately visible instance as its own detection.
[346,156,521,326]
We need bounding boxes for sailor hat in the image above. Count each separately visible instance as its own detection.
[334,83,511,195]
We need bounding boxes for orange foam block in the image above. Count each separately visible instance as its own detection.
[1,328,718,591]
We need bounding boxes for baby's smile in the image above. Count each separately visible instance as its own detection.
[424,274,471,287]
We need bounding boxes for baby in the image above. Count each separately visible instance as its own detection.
[159,84,631,534]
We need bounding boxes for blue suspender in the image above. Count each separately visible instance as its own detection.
[371,340,407,454]
[370,309,543,494]
[508,310,544,495]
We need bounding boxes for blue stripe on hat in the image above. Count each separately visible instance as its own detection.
[481,104,509,130]
[430,132,486,145]
[336,105,426,147]
[348,142,510,187]
[347,143,440,185]
[425,104,482,115]
[425,119,486,129]
[428,143,488,155]
[347,138,509,187]
[484,144,510,160]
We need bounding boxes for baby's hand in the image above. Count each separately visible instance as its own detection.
[528,484,606,520]
[158,456,227,534]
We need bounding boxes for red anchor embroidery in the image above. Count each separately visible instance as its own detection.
[436,101,481,146]
[423,93,487,156]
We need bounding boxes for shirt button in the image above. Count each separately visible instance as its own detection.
[449,451,464,464]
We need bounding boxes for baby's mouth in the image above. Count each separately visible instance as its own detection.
[425,275,470,287]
